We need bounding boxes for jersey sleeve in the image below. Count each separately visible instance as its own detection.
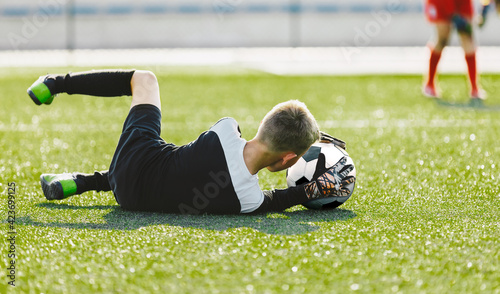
[251,185,309,213]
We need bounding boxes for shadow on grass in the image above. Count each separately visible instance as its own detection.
[435,98,500,110]
[15,203,357,235]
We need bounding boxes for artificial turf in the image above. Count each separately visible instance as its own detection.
[1,67,499,293]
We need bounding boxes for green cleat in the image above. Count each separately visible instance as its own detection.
[40,173,78,200]
[27,76,56,105]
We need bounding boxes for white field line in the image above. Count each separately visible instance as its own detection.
[1,47,500,75]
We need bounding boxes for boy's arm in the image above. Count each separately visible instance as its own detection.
[252,186,309,213]
[478,0,500,27]
[252,156,355,213]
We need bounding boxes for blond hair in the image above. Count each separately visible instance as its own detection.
[258,100,320,154]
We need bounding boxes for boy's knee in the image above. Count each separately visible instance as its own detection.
[133,70,158,87]
[436,37,449,50]
[130,70,161,109]
[141,70,157,82]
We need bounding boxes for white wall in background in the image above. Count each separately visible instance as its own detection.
[0,0,498,50]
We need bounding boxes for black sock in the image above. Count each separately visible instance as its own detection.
[74,171,111,195]
[49,69,135,97]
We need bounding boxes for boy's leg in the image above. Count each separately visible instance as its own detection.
[41,171,111,200]
[424,22,451,98]
[29,69,162,201]
[458,32,485,99]
[27,69,136,105]
[28,69,161,109]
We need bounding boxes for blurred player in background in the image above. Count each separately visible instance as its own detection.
[423,0,485,100]
[478,0,500,27]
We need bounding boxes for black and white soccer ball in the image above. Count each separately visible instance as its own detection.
[286,142,356,209]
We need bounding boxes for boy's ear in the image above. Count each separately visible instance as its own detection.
[282,152,297,165]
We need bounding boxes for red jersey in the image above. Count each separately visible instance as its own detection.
[425,0,474,22]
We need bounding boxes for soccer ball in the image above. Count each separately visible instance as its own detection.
[286,142,356,210]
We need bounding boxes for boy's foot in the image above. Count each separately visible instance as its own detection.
[27,75,56,105]
[422,85,440,99]
[40,174,77,200]
[470,88,487,100]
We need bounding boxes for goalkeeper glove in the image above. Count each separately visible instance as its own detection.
[304,154,355,199]
[320,131,347,150]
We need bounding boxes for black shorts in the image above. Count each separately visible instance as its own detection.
[108,104,176,210]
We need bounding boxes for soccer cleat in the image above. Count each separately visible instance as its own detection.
[27,75,56,105]
[470,88,487,100]
[422,85,440,99]
[40,173,78,200]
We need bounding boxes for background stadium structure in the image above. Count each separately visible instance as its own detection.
[2,0,500,50]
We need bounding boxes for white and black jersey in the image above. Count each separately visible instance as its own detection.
[209,117,265,213]
[109,105,308,214]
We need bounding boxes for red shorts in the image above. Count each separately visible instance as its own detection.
[425,0,474,22]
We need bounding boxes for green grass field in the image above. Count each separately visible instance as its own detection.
[1,67,499,293]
